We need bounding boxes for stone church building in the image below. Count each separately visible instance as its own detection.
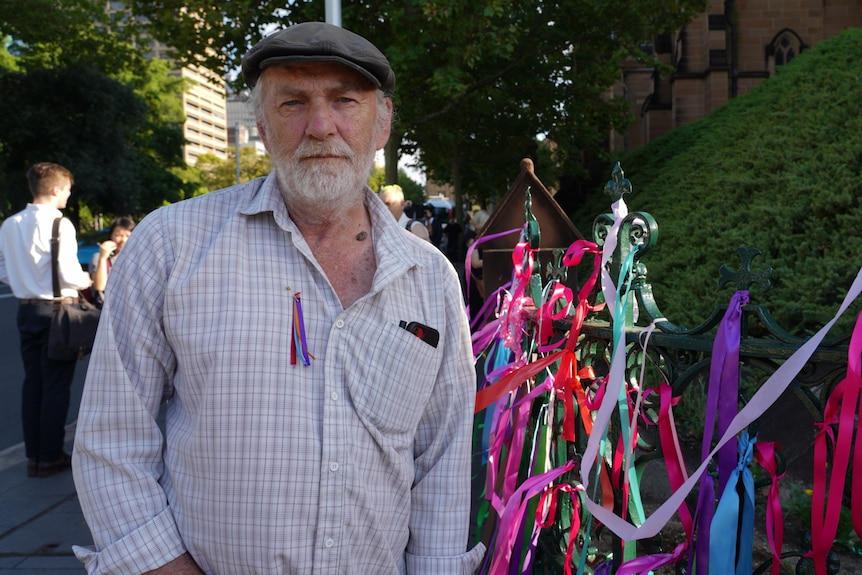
[615,0,862,152]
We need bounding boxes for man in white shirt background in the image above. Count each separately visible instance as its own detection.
[0,161,92,478]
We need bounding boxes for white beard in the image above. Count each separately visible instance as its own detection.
[275,138,375,219]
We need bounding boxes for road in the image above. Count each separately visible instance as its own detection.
[0,284,87,466]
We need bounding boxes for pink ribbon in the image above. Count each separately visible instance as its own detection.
[809,309,862,574]
[487,461,575,575]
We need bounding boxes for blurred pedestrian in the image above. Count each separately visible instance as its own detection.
[423,204,444,248]
[379,184,430,240]
[88,216,135,304]
[0,162,92,478]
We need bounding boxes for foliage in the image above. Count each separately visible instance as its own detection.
[0,65,186,219]
[196,148,272,191]
[125,0,707,212]
[572,27,862,336]
[368,166,387,194]
[0,0,191,221]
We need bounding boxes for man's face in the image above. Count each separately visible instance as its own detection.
[55,181,72,209]
[257,62,392,213]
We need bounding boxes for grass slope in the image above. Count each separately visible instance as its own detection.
[573,27,862,335]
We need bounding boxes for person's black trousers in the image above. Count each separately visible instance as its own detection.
[17,302,77,462]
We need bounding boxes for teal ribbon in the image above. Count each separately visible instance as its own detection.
[708,430,756,575]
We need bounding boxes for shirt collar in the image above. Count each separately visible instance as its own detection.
[27,203,62,216]
[238,172,293,231]
[238,171,426,281]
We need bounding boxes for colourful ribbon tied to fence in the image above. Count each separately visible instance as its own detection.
[709,429,756,575]
[809,308,862,575]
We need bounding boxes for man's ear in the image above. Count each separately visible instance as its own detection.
[257,121,272,154]
[375,98,393,150]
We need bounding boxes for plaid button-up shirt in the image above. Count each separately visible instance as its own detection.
[72,173,484,574]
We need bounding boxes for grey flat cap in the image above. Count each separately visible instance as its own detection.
[242,21,395,95]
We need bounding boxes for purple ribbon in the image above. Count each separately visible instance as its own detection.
[691,290,748,573]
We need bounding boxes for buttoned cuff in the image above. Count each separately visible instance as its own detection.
[405,542,486,574]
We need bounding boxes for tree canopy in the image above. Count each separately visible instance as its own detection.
[127,0,708,216]
[571,26,862,336]
[0,0,192,223]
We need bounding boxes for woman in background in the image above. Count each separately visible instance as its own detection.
[89,217,135,302]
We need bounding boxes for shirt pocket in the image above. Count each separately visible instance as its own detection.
[345,320,441,440]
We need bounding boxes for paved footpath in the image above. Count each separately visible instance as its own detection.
[0,424,90,573]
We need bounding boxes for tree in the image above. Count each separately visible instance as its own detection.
[0,0,192,221]
[126,0,707,220]
[195,148,272,191]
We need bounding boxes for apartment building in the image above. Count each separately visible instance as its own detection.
[105,1,228,165]
[171,63,229,165]
[226,92,267,156]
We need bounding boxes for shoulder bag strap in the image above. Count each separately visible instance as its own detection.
[51,217,62,299]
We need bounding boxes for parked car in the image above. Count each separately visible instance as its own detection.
[77,228,109,270]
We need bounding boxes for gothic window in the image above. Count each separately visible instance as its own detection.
[768,30,805,73]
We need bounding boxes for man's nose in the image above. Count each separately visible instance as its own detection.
[305,101,336,140]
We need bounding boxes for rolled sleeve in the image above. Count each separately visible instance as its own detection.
[406,542,487,574]
[72,509,186,575]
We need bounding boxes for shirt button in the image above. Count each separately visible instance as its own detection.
[331,391,339,401]
[329,462,339,472]
[324,538,334,548]
[335,319,345,329]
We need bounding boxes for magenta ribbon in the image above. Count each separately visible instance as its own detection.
[809,308,862,574]
[465,227,522,323]
[486,460,575,575]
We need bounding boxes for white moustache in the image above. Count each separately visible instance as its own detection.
[295,141,354,160]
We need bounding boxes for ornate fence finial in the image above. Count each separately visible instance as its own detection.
[547,248,568,283]
[604,161,633,202]
[718,246,773,292]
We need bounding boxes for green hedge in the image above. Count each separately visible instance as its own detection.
[572,27,862,336]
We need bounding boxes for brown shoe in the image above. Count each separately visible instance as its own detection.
[37,453,72,478]
[27,459,38,478]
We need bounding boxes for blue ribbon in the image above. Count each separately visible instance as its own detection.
[708,430,756,575]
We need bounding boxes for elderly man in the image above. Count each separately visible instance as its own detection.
[72,22,484,575]
[379,184,430,241]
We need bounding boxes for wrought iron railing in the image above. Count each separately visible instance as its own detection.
[472,162,856,574]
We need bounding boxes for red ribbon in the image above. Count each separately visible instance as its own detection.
[536,481,584,575]
[753,441,785,575]
[475,351,566,414]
